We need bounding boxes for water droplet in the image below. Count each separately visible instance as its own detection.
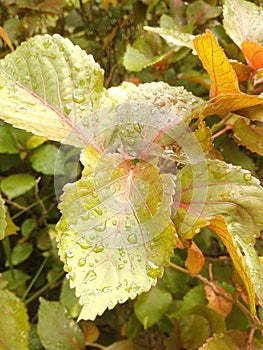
[81,213,90,221]
[74,63,81,72]
[43,40,51,48]
[133,122,141,133]
[102,286,113,293]
[67,271,75,280]
[92,191,98,198]
[118,263,125,270]
[94,208,103,216]
[112,219,117,226]
[146,261,163,278]
[127,233,137,244]
[84,270,97,282]
[64,104,72,115]
[78,257,86,267]
[73,90,85,103]
[93,244,104,253]
[119,248,126,257]
[94,222,106,232]
[236,165,242,172]
[65,249,74,258]
[243,172,252,181]
[127,138,135,146]
[77,238,92,249]
[48,53,56,60]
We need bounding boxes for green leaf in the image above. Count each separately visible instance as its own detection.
[37,298,85,350]
[232,116,263,156]
[186,0,222,26]
[201,331,247,349]
[57,147,176,321]
[0,34,106,147]
[180,314,209,349]
[134,284,172,329]
[0,289,30,350]
[0,196,6,240]
[173,160,263,312]
[3,269,30,291]
[7,242,33,266]
[4,206,19,236]
[29,144,64,175]
[1,174,35,199]
[223,0,263,48]
[107,340,137,350]
[0,123,32,154]
[144,26,194,50]
[123,33,172,72]
[60,278,81,318]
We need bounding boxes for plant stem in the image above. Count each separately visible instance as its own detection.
[24,270,64,305]
[169,261,263,330]
[22,256,49,301]
[2,236,15,280]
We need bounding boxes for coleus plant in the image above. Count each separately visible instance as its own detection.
[0,0,263,324]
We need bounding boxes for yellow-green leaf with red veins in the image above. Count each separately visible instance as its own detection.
[193,30,263,117]
[173,160,263,313]
[57,147,176,321]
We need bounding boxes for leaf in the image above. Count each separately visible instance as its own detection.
[223,0,263,48]
[60,278,81,319]
[57,148,176,320]
[1,174,35,199]
[232,116,263,155]
[7,242,33,266]
[185,241,205,274]
[107,340,137,350]
[241,41,263,70]
[0,289,30,350]
[3,269,30,291]
[0,25,14,51]
[179,314,209,349]
[134,284,172,329]
[204,283,233,319]
[186,0,222,26]
[193,30,263,116]
[82,321,100,344]
[173,160,263,312]
[0,123,34,154]
[144,26,194,50]
[188,305,226,334]
[0,34,106,147]
[37,298,85,350]
[209,216,263,314]
[0,196,6,240]
[202,331,247,349]
[123,33,172,72]
[29,144,64,175]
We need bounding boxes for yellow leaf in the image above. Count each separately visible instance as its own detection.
[185,242,205,274]
[0,26,14,52]
[102,0,117,11]
[4,207,19,236]
[209,216,256,313]
[193,29,240,98]
[193,30,263,117]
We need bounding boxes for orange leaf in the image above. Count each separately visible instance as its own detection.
[241,40,263,71]
[185,242,205,274]
[0,26,14,52]
[209,215,256,314]
[230,60,253,83]
[204,284,233,319]
[193,29,240,98]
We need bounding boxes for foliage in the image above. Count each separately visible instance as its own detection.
[0,0,263,349]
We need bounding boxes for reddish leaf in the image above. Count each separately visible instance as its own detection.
[185,242,205,274]
[204,284,233,319]
[230,60,253,83]
[241,40,263,71]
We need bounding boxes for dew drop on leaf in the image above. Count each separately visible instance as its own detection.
[127,233,137,244]
[42,40,51,49]
[65,249,74,258]
[93,244,104,253]
[67,272,75,281]
[118,263,125,270]
[78,257,86,267]
[243,172,252,181]
[146,261,163,278]
[48,53,57,60]
[63,104,72,115]
[73,91,85,103]
[77,239,92,249]
[84,270,97,282]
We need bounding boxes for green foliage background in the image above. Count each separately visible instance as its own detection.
[0,0,263,349]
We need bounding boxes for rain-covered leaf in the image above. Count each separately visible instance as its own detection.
[1,174,35,199]
[134,284,172,329]
[0,289,30,350]
[57,147,176,321]
[241,41,263,71]
[0,34,106,147]
[37,298,85,350]
[173,160,263,312]
[232,116,263,155]
[144,26,194,51]
[193,30,263,116]
[0,196,6,240]
[209,216,263,314]
[223,0,263,48]
[29,144,64,175]
[123,33,172,72]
